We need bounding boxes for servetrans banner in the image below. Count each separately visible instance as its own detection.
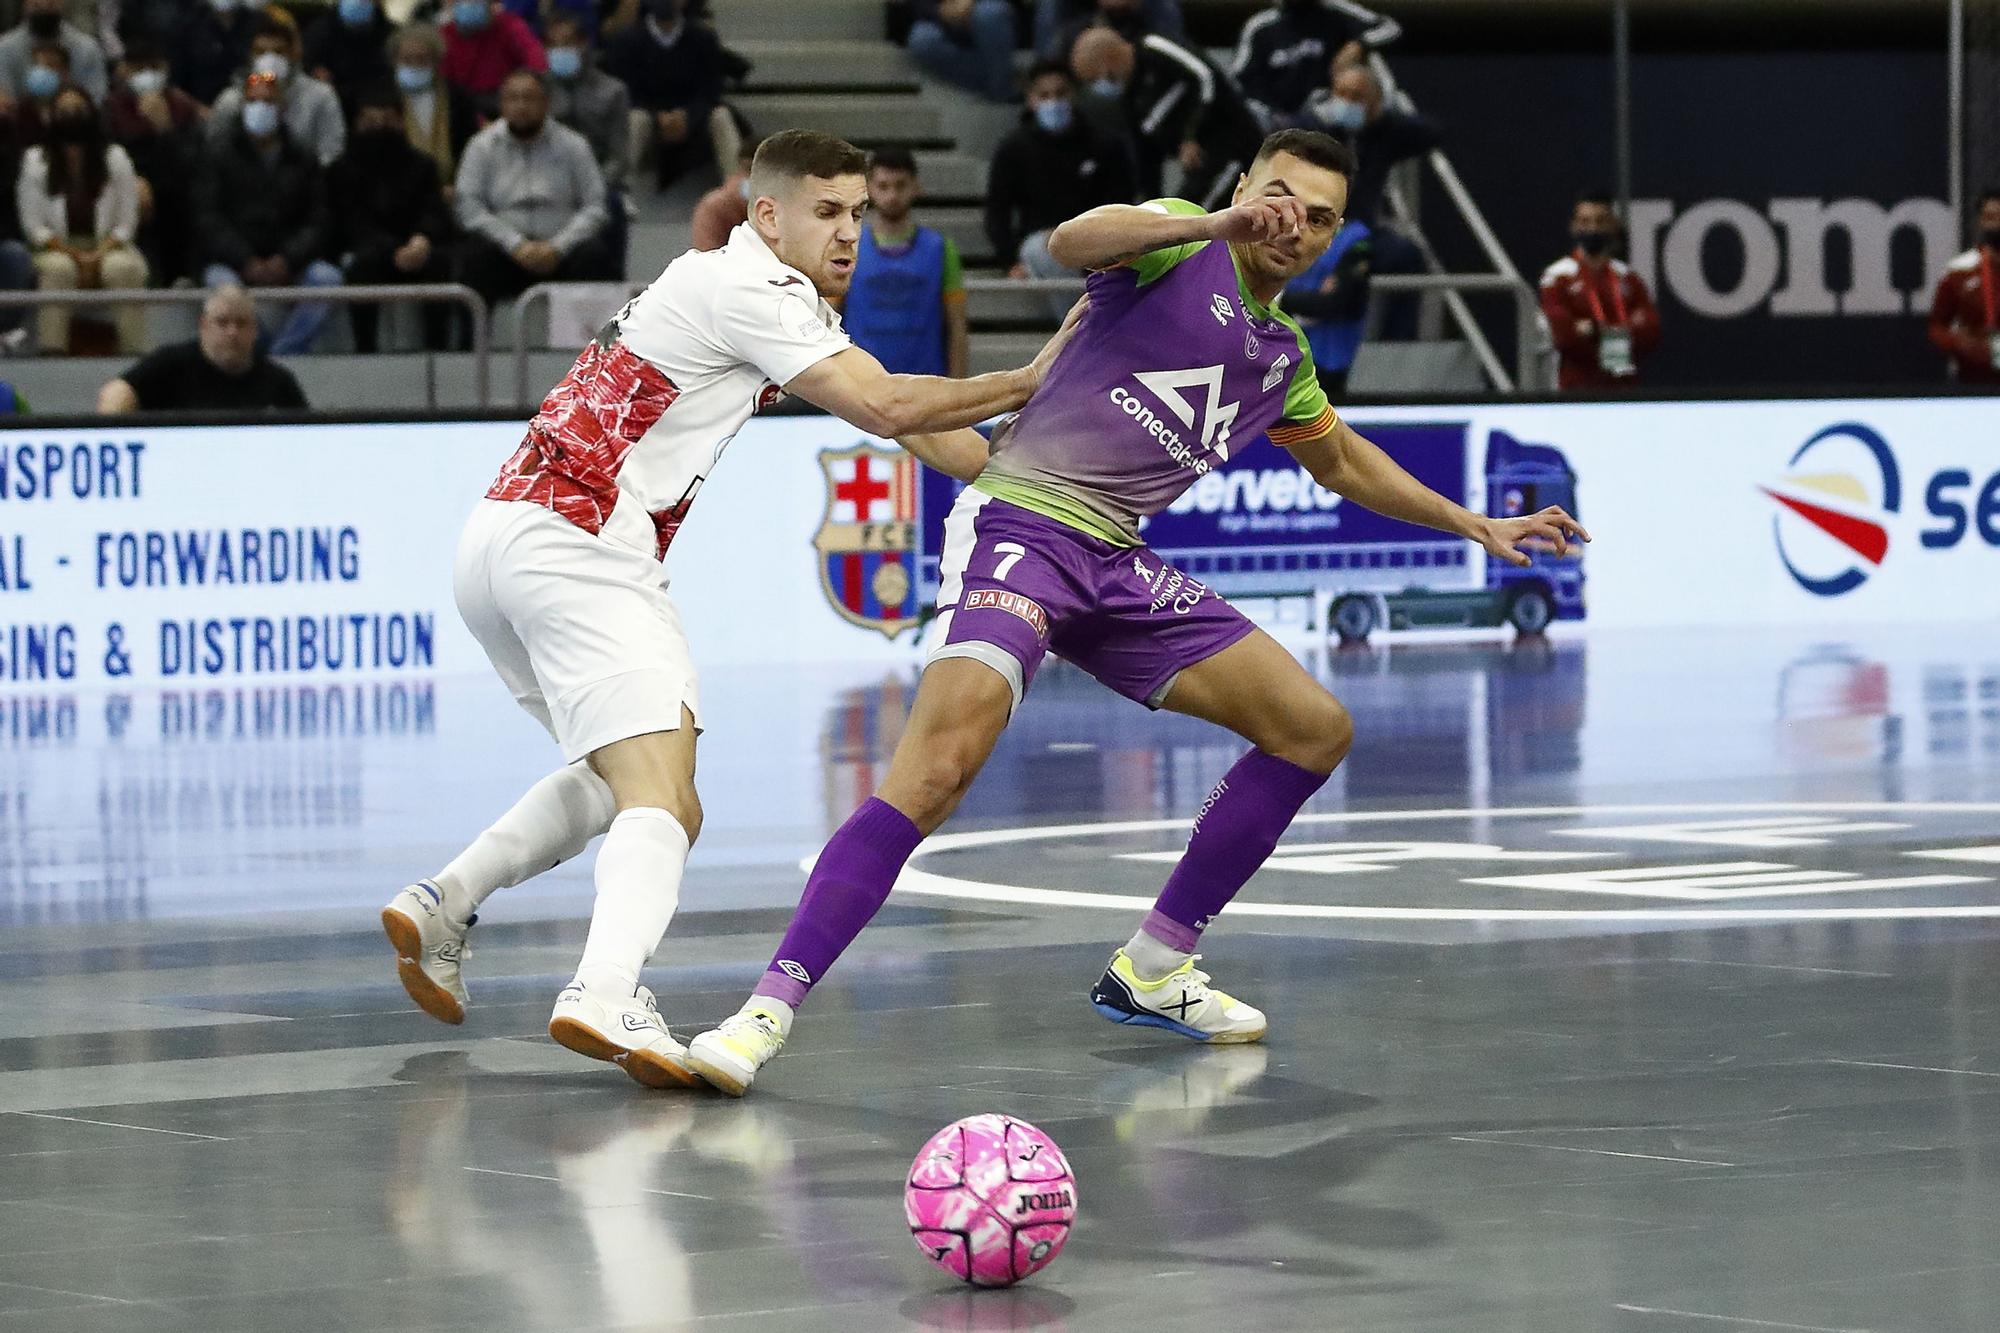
[0,399,1989,688]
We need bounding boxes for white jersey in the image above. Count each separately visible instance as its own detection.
[485,222,853,560]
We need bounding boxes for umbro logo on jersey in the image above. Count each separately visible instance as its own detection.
[1210,294,1235,325]
[1263,352,1291,393]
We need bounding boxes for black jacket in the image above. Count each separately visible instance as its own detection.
[603,19,724,119]
[985,114,1137,264]
[328,135,454,267]
[196,128,330,272]
[1331,106,1443,224]
[302,10,396,118]
[1124,35,1261,189]
[1231,1,1401,125]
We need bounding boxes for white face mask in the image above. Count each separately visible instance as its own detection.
[127,68,168,96]
[251,52,290,82]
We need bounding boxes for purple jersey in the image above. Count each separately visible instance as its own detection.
[976,198,1337,545]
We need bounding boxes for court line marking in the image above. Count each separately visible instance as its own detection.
[1824,1060,2000,1079]
[5,1110,230,1142]
[0,1279,146,1307]
[865,803,2000,925]
[461,1165,713,1201]
[1613,1305,1874,1332]
[1448,1137,1735,1167]
[1662,958,1893,979]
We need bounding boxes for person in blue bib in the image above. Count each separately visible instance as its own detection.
[842,145,969,378]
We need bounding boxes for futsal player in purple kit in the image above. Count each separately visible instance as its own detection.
[688,129,1588,1096]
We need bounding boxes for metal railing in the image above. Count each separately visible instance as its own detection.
[511,281,644,406]
[0,283,491,408]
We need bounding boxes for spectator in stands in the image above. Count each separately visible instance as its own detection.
[105,35,202,284]
[442,0,546,118]
[1302,63,1436,227]
[97,284,307,412]
[454,69,612,303]
[987,59,1134,309]
[303,0,395,120]
[169,0,258,106]
[0,0,106,103]
[8,41,70,146]
[1034,0,1181,61]
[331,83,454,352]
[208,13,344,165]
[1540,190,1659,390]
[0,160,33,355]
[689,138,752,250]
[1233,0,1399,131]
[545,12,626,187]
[1069,25,1259,207]
[905,0,1017,104]
[393,23,478,187]
[603,0,735,192]
[196,71,343,353]
[844,146,966,378]
[19,83,147,353]
[1926,188,2000,385]
[1283,216,1371,399]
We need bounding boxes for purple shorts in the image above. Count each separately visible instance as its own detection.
[925,490,1255,711]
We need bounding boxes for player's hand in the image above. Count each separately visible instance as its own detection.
[1028,296,1086,388]
[1206,195,1307,246]
[1475,505,1590,568]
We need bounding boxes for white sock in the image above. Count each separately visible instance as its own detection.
[1123,929,1191,983]
[433,761,616,926]
[573,807,690,997]
[741,995,794,1037]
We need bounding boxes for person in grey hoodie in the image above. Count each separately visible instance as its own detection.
[206,12,345,166]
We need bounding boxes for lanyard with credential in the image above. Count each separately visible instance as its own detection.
[1574,250,1628,327]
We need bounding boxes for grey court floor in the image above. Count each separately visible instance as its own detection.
[3,623,2000,1332]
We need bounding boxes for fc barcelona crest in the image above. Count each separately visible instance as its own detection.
[814,444,922,638]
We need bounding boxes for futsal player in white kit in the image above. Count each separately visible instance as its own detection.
[379,131,1070,1087]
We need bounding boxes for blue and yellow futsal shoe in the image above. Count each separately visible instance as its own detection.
[1090,951,1267,1042]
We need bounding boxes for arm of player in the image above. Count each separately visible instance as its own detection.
[895,428,990,483]
[1046,196,1308,272]
[1282,418,1591,568]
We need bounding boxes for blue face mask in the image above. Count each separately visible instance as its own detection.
[1032,98,1072,134]
[23,65,59,100]
[242,99,280,138]
[546,47,582,80]
[396,64,433,92]
[452,1,489,32]
[1089,76,1120,100]
[337,0,374,26]
[1320,96,1366,132]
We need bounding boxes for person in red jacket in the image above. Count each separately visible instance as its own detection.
[1926,188,2000,385]
[441,0,546,118]
[1539,189,1660,390]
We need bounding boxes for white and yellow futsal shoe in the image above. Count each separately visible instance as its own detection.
[548,981,699,1090]
[1090,951,1268,1043]
[381,880,471,1025]
[686,1004,790,1097]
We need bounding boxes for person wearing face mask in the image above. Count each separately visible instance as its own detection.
[1232,0,1399,132]
[1034,0,1182,62]
[195,71,345,353]
[1068,24,1258,208]
[1926,190,2000,385]
[0,0,108,106]
[166,0,259,106]
[441,0,546,119]
[987,59,1136,315]
[453,69,613,305]
[18,84,148,352]
[1539,190,1659,391]
[302,0,394,119]
[543,12,628,272]
[103,36,202,286]
[330,83,455,352]
[689,140,753,251]
[602,0,738,193]
[904,0,1019,104]
[391,22,478,186]
[10,42,71,143]
[206,12,345,165]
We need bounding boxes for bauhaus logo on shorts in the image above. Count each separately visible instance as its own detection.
[1761,421,2000,596]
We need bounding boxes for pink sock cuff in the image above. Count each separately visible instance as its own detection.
[753,971,809,1008]
[1140,909,1201,954]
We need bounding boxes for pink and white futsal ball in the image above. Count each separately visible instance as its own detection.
[905,1114,1078,1287]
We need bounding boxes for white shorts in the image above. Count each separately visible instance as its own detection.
[453,499,700,762]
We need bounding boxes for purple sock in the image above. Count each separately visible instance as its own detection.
[1144,749,1330,951]
[753,797,924,1008]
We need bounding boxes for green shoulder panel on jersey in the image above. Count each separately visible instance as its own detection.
[1266,309,1337,447]
[1126,198,1212,287]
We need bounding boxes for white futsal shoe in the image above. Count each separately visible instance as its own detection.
[381,880,471,1025]
[686,1003,790,1097]
[548,981,699,1090]
[1090,951,1268,1043]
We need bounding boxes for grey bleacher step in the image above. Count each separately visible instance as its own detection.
[914,151,989,198]
[717,0,882,43]
[735,40,914,90]
[964,282,1071,324]
[919,206,994,263]
[732,93,943,144]
[968,331,1052,377]
[1348,340,1487,394]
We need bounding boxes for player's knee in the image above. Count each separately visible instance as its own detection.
[1266,693,1353,775]
[891,743,981,831]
